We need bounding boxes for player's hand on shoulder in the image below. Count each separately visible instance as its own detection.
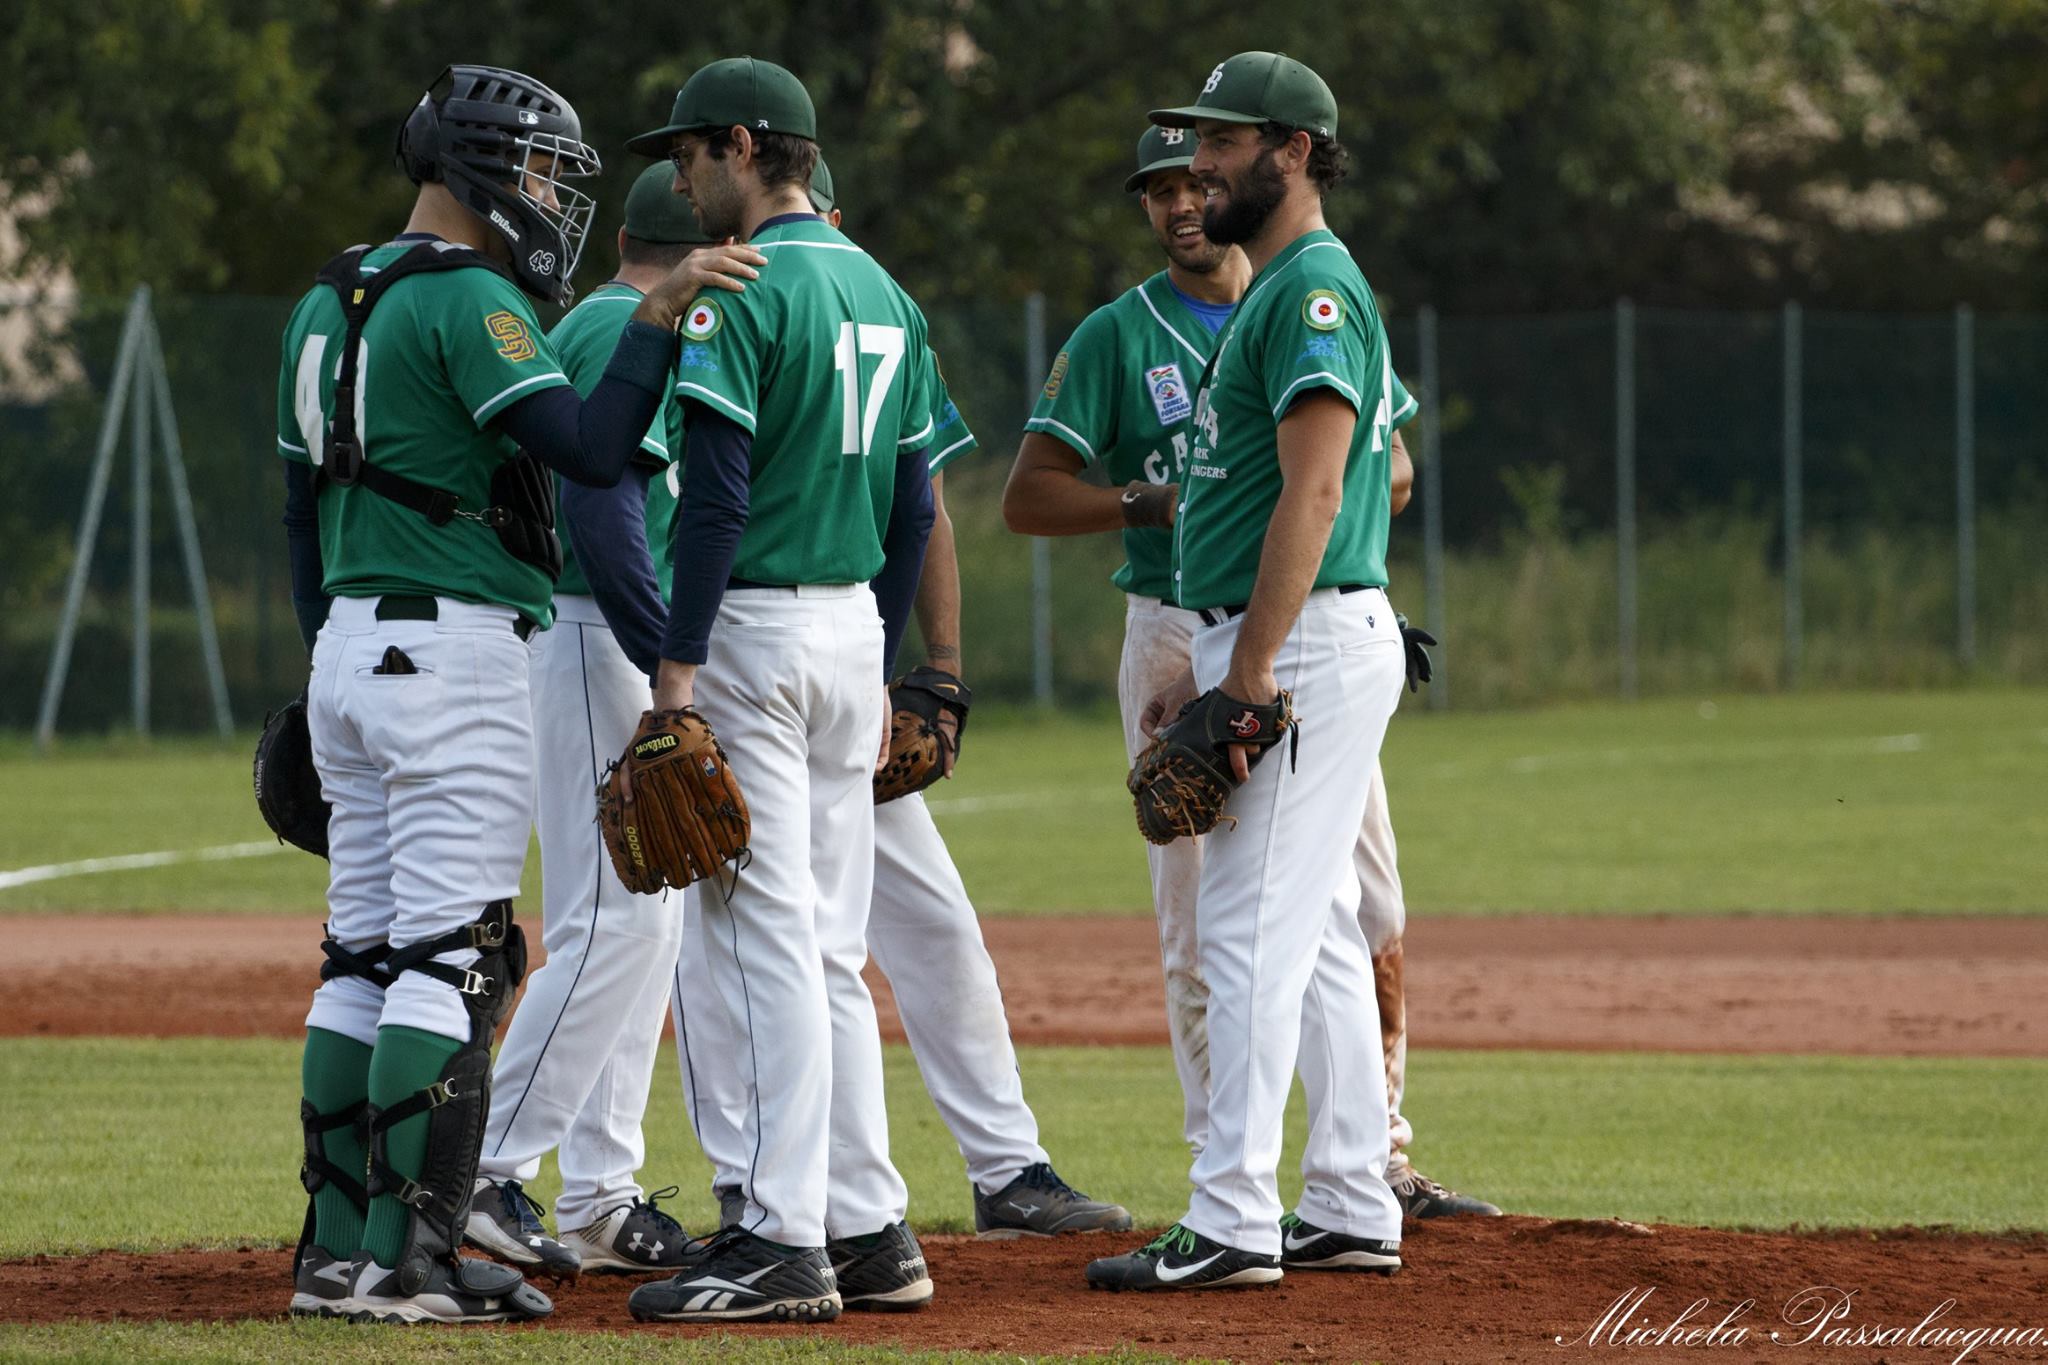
[635,239,767,330]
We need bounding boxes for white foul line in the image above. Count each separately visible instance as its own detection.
[0,840,289,892]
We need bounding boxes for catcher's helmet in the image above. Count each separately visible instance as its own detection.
[395,64,600,305]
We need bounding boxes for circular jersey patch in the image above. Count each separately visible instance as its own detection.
[682,300,723,342]
[1303,290,1345,331]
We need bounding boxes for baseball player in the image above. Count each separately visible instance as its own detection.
[462,162,714,1280]
[278,65,761,1324]
[668,158,1133,1249]
[1082,51,1414,1290]
[619,59,939,1325]
[1004,127,1499,1221]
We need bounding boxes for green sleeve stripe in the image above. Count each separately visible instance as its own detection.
[757,240,864,254]
[470,371,569,423]
[898,415,936,449]
[1022,415,1098,461]
[1392,392,1419,426]
[928,431,976,471]
[1135,283,1207,366]
[278,436,308,455]
[640,434,670,458]
[1271,371,1362,420]
[674,381,757,431]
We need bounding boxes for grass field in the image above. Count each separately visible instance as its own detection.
[3,689,2045,915]
[5,1038,2045,1260]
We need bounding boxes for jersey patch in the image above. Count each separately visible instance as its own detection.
[1043,351,1070,399]
[1303,290,1345,331]
[1146,362,1192,426]
[680,343,719,371]
[681,300,723,342]
[487,311,538,361]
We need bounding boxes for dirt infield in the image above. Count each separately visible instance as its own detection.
[7,911,2048,1055]
[4,1221,2046,1361]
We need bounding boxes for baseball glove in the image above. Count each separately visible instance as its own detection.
[596,708,751,894]
[252,693,330,858]
[1127,687,1295,845]
[873,666,972,805]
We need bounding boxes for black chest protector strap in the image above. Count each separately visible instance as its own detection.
[312,243,562,580]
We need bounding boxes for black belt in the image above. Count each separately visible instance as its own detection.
[1197,583,1375,628]
[375,594,537,641]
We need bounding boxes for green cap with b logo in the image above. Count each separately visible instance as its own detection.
[1124,124,1196,193]
[1150,51,1338,139]
[623,161,713,244]
[627,56,818,156]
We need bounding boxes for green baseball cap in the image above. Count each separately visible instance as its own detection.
[1124,124,1197,193]
[808,155,835,213]
[623,162,713,244]
[626,57,818,156]
[1150,51,1339,139]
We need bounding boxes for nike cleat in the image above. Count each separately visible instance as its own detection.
[1085,1223,1281,1292]
[1278,1211,1402,1272]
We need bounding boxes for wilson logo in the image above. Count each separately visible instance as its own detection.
[634,734,679,760]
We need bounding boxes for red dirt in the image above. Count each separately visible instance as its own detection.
[6,912,2048,1056]
[5,1222,2047,1361]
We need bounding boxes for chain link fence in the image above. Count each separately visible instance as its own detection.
[4,290,2044,735]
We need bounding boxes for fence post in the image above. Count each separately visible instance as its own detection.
[1954,303,1976,671]
[1615,299,1638,700]
[1417,304,1447,711]
[1781,301,1803,689]
[145,309,234,739]
[1024,292,1053,705]
[130,285,155,735]
[36,288,150,750]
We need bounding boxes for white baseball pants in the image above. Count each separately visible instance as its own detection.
[305,595,533,1049]
[1120,593,1417,1166]
[685,585,904,1248]
[1180,588,1406,1256]
[476,596,683,1232]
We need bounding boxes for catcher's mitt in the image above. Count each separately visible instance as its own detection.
[253,694,330,858]
[596,708,750,894]
[873,666,972,805]
[1127,687,1294,845]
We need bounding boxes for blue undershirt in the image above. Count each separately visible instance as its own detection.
[1169,280,1234,335]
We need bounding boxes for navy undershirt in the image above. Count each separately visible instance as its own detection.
[1169,280,1234,335]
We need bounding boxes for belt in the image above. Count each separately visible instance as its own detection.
[375,594,538,641]
[1197,583,1374,628]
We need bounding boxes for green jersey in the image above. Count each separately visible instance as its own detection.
[925,352,977,475]
[1025,271,1217,599]
[670,216,935,585]
[1172,230,1400,611]
[546,282,680,601]
[274,241,572,624]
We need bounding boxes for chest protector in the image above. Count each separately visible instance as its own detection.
[312,242,562,581]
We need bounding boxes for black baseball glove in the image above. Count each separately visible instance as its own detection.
[253,693,330,857]
[1127,687,1295,845]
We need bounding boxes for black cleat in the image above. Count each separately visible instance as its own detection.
[1390,1166,1503,1219]
[347,1252,553,1323]
[1278,1212,1402,1272]
[562,1186,696,1273]
[827,1220,933,1312]
[463,1177,581,1278]
[627,1228,842,1323]
[974,1162,1134,1239]
[1085,1223,1282,1292]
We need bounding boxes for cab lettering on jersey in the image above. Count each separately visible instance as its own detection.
[1147,363,1192,425]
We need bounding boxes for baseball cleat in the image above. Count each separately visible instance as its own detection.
[464,1177,581,1278]
[1278,1211,1402,1272]
[1390,1166,1503,1219]
[346,1252,553,1324]
[288,1245,358,1318]
[561,1186,696,1273]
[974,1162,1134,1239]
[627,1228,841,1323]
[826,1220,933,1312]
[1085,1223,1281,1292]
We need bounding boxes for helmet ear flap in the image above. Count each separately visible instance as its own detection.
[396,96,443,185]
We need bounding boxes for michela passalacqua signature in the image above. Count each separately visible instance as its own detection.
[1554,1285,2048,1362]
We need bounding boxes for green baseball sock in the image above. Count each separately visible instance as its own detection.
[360,1024,464,1268]
[300,1027,374,1259]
